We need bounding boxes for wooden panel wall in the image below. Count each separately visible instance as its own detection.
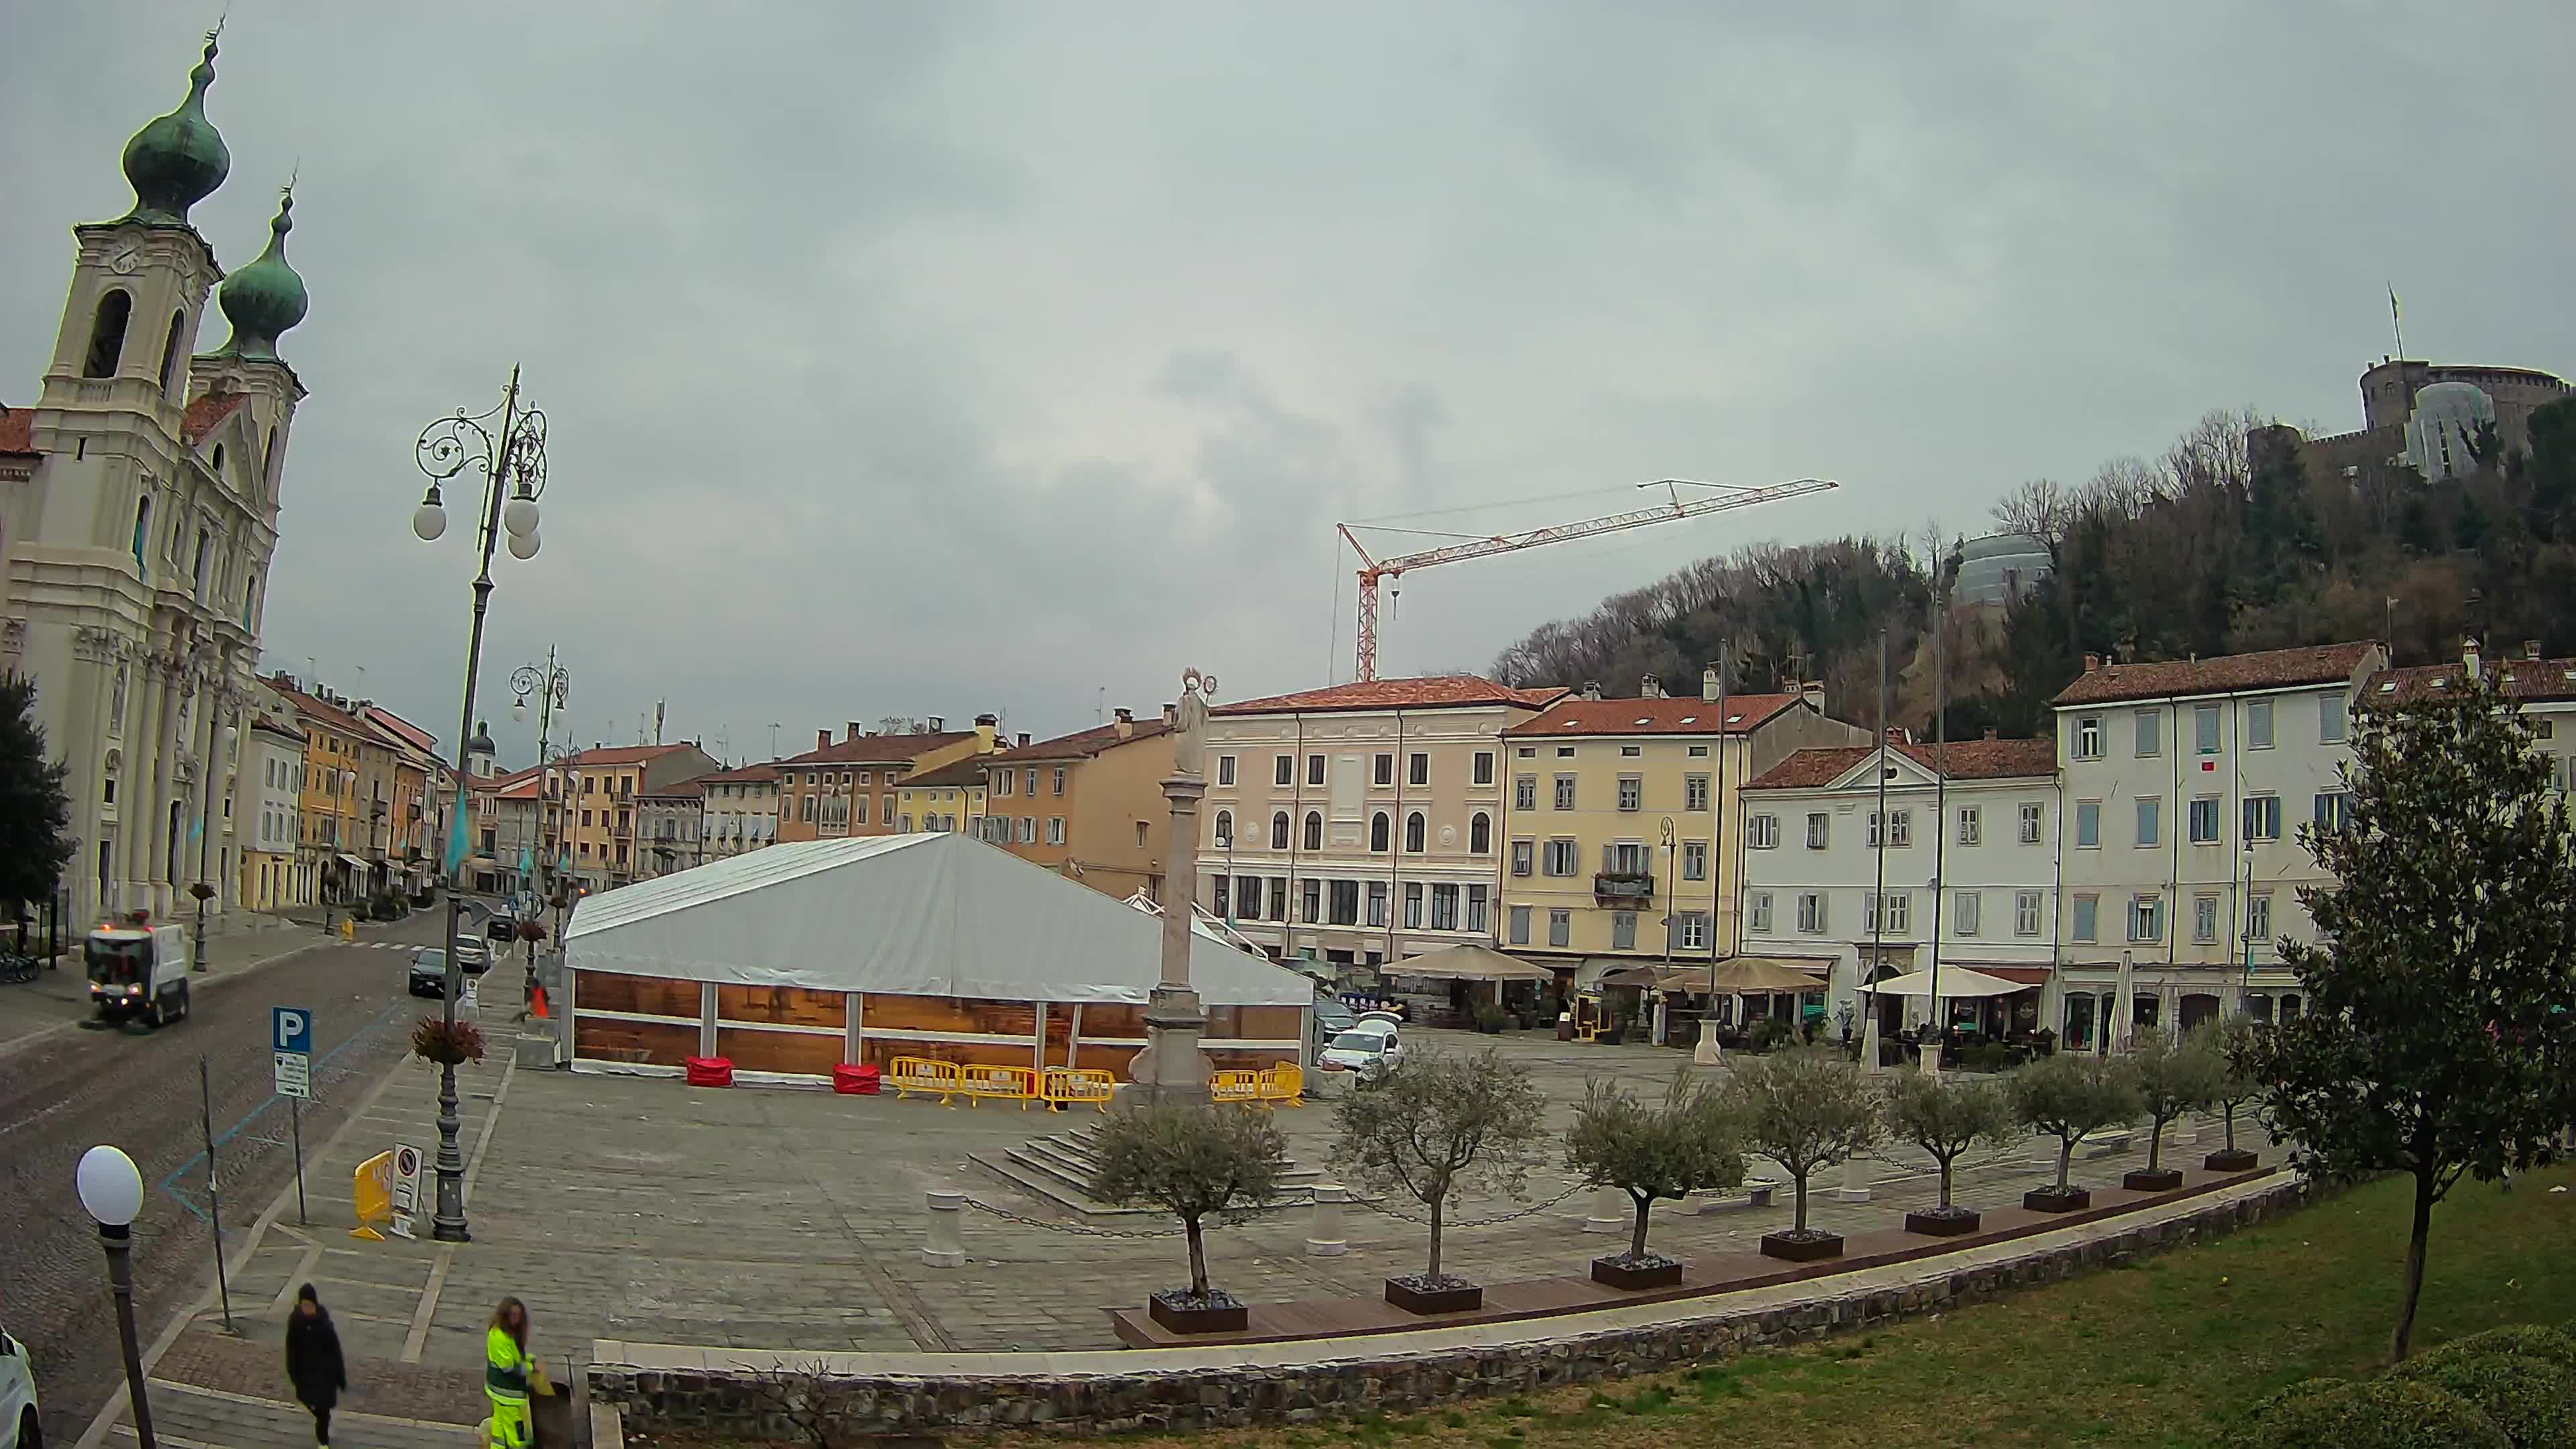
[719,1027,845,1077]
[1238,1005,1304,1041]
[861,994,1037,1038]
[715,983,845,1029]
[576,971,703,1020]
[572,1017,700,1067]
[858,1036,1046,1071]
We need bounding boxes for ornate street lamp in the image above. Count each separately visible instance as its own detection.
[76,1144,156,1449]
[409,367,549,1242]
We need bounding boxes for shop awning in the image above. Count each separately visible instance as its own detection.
[335,853,371,871]
[1860,966,2023,998]
[1383,944,1554,982]
[1952,963,2051,986]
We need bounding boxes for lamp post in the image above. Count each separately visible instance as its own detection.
[410,367,549,1243]
[76,1144,156,1449]
[190,720,235,972]
[512,651,570,912]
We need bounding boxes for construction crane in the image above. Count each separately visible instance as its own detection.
[1336,476,1839,681]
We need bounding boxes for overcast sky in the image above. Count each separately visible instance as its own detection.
[7,3,2571,764]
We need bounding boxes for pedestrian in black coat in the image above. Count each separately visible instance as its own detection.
[284,1283,347,1444]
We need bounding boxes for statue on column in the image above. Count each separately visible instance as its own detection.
[1171,667,1216,777]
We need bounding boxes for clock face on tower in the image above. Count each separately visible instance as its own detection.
[108,246,143,276]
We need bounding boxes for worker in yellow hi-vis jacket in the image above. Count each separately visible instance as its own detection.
[483,1297,535,1448]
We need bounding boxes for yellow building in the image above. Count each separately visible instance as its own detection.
[894,756,988,835]
[1497,674,1865,973]
[773,714,1000,844]
[559,742,720,892]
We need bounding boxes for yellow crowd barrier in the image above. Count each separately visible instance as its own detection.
[959,1063,1038,1108]
[351,1150,392,1241]
[1041,1067,1117,1112]
[1209,1067,1266,1106]
[1260,1061,1303,1108]
[887,1056,961,1104]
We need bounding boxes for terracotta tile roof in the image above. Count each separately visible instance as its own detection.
[359,704,441,759]
[985,718,1171,762]
[2369,655,2576,704]
[900,757,991,789]
[1746,737,2058,791]
[639,777,708,799]
[494,774,543,801]
[693,763,783,784]
[773,731,976,767]
[2050,642,2380,707]
[1212,676,1566,716]
[265,676,368,735]
[180,391,249,445]
[563,743,695,767]
[1504,694,1804,737]
[0,405,36,458]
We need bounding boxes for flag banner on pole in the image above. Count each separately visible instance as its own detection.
[443,784,470,875]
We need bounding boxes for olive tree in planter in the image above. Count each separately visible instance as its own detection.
[2122,1026,2225,1191]
[1332,1047,1548,1313]
[2203,1019,2265,1172]
[1089,1099,1288,1334]
[1881,1066,2016,1236]
[1562,1067,1743,1288]
[2008,1051,2141,1212]
[1726,1049,1884,1261]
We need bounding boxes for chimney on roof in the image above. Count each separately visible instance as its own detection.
[817,729,831,751]
[1983,727,1998,741]
[2525,639,2542,661]
[1114,707,1134,739]
[1640,673,1665,699]
[2083,653,2101,674]
[973,713,998,750]
[1161,702,1177,729]
[1801,680,1824,711]
[1581,680,1603,701]
[2463,636,2482,679]
[1016,732,1030,747]
[847,721,863,742]
[927,716,945,733]
[1701,666,1721,702]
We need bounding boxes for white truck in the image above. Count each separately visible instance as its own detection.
[84,922,192,1026]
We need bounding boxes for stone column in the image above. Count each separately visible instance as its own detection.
[1304,1184,1349,1256]
[1831,1153,1872,1203]
[1133,669,1218,1108]
[1582,1185,1626,1233]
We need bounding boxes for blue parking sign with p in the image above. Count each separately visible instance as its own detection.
[272,1006,311,1055]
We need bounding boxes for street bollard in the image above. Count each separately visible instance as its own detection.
[1305,1184,1349,1256]
[922,1189,966,1268]
[1831,1153,1872,1203]
[1582,1185,1625,1234]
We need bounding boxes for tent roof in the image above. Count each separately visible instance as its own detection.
[1859,966,2025,998]
[1381,944,1554,982]
[564,833,1312,1007]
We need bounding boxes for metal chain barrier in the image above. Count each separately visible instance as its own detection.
[1348,1182,1582,1229]
[958,1195,1202,1239]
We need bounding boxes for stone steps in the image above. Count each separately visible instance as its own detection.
[970,1126,1324,1222]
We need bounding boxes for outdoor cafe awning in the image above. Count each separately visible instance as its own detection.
[1860,966,2024,999]
[334,853,371,872]
[1383,944,1554,982]
[1594,956,1829,994]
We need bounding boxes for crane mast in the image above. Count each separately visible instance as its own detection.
[1338,476,1839,681]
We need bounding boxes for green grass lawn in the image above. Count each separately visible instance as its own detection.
[635,1164,2573,1449]
[1018,1162,2576,1449]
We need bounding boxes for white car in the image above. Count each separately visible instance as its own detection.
[1318,1019,1404,1081]
[1,1322,38,1449]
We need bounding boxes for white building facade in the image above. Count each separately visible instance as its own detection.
[1200,677,1563,970]
[2050,643,2385,1046]
[698,765,782,859]
[1739,737,2063,1039]
[239,712,305,912]
[0,34,310,927]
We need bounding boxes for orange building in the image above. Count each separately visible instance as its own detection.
[773,714,999,844]
[558,742,719,892]
[982,707,1176,902]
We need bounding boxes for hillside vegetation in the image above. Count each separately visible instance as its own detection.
[1490,398,2576,738]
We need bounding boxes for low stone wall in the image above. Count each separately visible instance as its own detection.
[593,1177,2313,1438]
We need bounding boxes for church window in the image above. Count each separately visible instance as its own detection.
[156,311,186,396]
[130,496,152,574]
[211,443,225,476]
[85,290,133,378]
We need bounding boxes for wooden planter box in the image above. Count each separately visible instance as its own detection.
[1589,1254,1684,1290]
[2024,1185,2091,1213]
[1147,1291,1248,1335]
[2203,1148,2259,1172]
[2123,1167,2185,1192]
[1758,1230,1843,1263]
[1383,1277,1483,1314]
[1904,1207,1982,1237]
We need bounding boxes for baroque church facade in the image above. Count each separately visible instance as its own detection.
[0,31,311,926]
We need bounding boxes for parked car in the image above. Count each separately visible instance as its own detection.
[1318,1019,1404,1081]
[1311,998,1358,1044]
[409,949,450,998]
[449,935,492,975]
[0,1321,36,1449]
[487,912,519,943]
